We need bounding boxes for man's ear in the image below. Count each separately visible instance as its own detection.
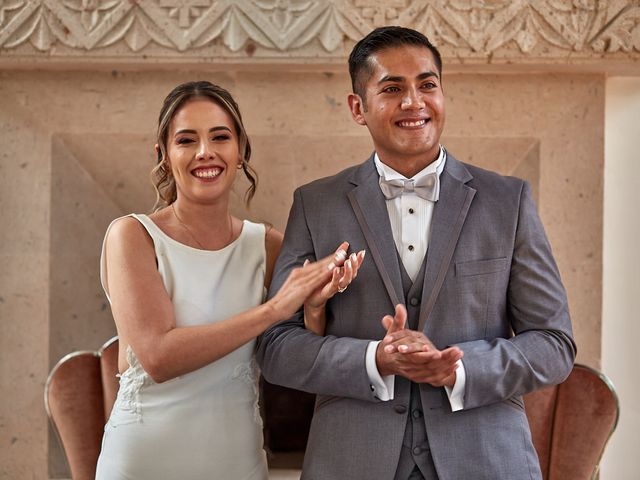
[348,93,367,126]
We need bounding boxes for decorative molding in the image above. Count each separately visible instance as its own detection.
[1,1,639,67]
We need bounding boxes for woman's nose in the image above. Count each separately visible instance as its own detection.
[196,142,214,160]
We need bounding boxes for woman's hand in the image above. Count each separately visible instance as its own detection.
[304,243,366,335]
[266,243,350,322]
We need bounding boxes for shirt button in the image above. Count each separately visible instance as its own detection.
[408,245,414,251]
[409,208,414,214]
[413,446,423,455]
[412,409,422,419]
[394,405,407,414]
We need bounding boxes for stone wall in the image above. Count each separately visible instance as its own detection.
[1,1,639,478]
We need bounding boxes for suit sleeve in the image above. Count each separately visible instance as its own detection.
[255,188,379,402]
[458,181,576,409]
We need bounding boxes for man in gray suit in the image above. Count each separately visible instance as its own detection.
[257,26,575,480]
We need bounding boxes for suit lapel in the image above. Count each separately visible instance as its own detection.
[347,157,404,308]
[418,154,476,331]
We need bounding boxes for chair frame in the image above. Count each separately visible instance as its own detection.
[44,336,118,478]
[574,363,620,480]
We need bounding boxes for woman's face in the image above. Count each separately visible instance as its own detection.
[165,98,241,205]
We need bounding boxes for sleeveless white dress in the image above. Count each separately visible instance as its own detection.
[95,214,269,480]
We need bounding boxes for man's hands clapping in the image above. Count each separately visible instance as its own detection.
[375,304,463,387]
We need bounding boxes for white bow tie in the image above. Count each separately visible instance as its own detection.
[379,173,440,202]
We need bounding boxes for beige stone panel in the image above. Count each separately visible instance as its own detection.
[0,70,239,136]
[0,253,49,480]
[50,136,121,362]
[443,136,540,201]
[0,86,50,255]
[443,74,604,367]
[289,135,375,188]
[230,135,295,231]
[234,134,373,231]
[0,87,50,480]
[235,71,361,137]
[56,133,157,214]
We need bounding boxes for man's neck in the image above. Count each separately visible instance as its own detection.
[377,147,442,179]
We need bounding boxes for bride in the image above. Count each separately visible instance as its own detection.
[95,81,364,479]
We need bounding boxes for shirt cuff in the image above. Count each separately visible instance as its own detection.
[444,359,466,412]
[365,341,395,401]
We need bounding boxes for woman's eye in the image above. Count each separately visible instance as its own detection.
[212,134,230,141]
[176,138,194,145]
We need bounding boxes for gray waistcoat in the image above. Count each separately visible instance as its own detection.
[394,256,438,480]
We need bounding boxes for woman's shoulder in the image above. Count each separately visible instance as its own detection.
[262,225,283,289]
[264,225,283,255]
[105,215,154,253]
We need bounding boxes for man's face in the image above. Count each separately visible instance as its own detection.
[348,45,445,176]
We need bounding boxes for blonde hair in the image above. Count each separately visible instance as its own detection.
[151,81,257,210]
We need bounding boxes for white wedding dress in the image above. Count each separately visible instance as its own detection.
[95,214,269,480]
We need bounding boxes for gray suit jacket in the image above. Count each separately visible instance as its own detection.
[256,152,576,480]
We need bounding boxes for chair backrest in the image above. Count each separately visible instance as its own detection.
[524,363,619,480]
[45,337,120,480]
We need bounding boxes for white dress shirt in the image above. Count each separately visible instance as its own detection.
[364,146,466,411]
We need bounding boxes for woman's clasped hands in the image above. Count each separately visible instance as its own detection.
[266,242,365,329]
[302,242,366,335]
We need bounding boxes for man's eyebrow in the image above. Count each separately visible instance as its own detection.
[174,126,232,135]
[417,71,440,80]
[378,75,404,84]
[378,71,440,85]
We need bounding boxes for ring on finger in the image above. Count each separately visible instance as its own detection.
[337,284,347,293]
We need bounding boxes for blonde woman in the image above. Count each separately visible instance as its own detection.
[95,81,364,479]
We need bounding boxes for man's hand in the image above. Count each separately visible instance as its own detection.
[375,304,463,387]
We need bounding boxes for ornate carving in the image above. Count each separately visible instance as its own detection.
[591,4,640,52]
[0,0,638,65]
[160,0,211,28]
[62,0,122,32]
[354,0,406,27]
[0,1,25,28]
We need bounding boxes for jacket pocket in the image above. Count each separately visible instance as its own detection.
[456,257,508,277]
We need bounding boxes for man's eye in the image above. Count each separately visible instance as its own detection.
[383,86,400,93]
[422,82,437,89]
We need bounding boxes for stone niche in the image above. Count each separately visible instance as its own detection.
[1,1,639,478]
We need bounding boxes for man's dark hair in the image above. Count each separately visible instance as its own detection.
[348,26,442,101]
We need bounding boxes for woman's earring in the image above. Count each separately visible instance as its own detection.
[237,160,244,170]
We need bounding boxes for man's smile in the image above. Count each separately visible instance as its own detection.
[396,118,429,128]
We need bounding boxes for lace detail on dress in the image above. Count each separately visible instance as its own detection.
[109,346,150,426]
[232,358,263,426]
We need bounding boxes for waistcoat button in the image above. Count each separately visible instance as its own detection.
[409,297,420,307]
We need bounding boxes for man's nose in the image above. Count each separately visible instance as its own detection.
[401,88,424,110]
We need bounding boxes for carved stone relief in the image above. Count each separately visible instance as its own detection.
[0,1,639,65]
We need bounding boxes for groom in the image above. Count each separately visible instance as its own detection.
[257,26,575,480]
